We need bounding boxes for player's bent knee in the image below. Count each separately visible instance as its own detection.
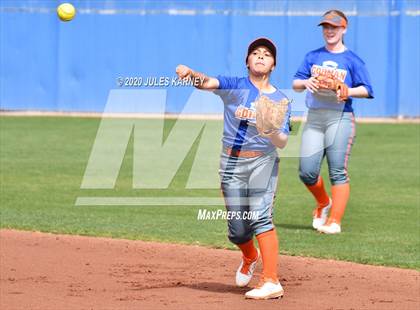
[228,232,253,245]
[329,170,349,185]
[227,220,253,245]
[299,169,319,185]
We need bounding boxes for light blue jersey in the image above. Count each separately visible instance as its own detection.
[294,47,374,112]
[215,76,291,153]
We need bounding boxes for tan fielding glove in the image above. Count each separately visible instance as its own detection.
[315,75,349,101]
[255,96,289,137]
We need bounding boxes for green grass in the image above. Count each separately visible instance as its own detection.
[1,116,419,269]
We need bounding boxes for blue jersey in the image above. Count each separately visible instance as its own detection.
[294,47,374,112]
[215,76,291,153]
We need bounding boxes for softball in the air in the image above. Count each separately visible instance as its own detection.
[57,3,76,22]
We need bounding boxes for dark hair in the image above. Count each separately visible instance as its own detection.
[246,38,277,66]
[323,9,348,44]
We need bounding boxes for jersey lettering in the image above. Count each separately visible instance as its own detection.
[235,105,256,121]
[311,63,347,82]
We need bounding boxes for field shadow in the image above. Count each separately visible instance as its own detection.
[185,282,248,295]
[275,223,313,230]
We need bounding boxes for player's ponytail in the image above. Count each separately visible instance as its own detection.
[323,9,348,44]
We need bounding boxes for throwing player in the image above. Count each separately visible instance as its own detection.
[292,10,374,234]
[176,38,291,299]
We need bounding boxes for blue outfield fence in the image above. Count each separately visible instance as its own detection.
[0,0,419,117]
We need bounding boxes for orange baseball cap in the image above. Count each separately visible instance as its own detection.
[318,12,347,28]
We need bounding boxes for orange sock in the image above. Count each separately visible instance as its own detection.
[256,229,279,282]
[237,239,258,261]
[327,183,350,225]
[306,176,330,207]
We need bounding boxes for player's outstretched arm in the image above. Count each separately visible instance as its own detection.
[176,65,219,90]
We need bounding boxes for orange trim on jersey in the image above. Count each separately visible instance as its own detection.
[343,114,356,182]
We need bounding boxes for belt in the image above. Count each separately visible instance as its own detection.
[226,148,263,158]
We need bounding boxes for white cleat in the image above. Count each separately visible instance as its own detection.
[245,281,284,300]
[317,222,341,234]
[235,249,260,287]
[312,198,332,230]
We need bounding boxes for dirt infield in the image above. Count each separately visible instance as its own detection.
[1,230,418,310]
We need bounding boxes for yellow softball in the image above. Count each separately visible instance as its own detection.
[57,3,76,22]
